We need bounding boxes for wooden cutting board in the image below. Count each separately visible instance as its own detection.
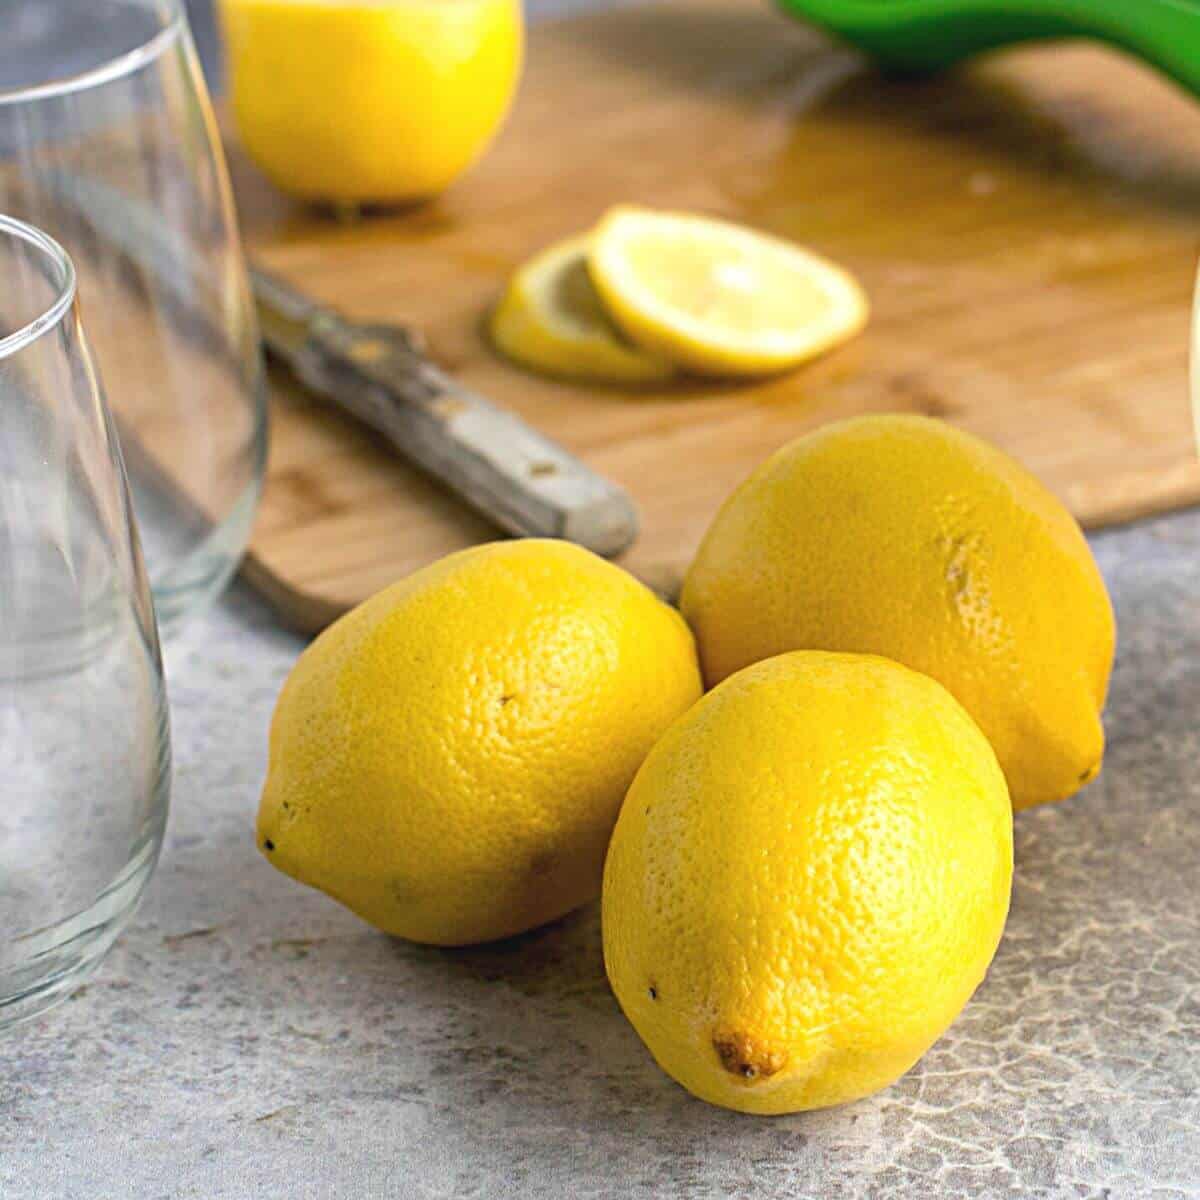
[225,0,1200,633]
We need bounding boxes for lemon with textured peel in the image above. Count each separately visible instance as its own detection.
[258,539,702,946]
[219,0,523,204]
[602,650,1013,1115]
[491,235,675,384]
[681,414,1115,810]
[588,207,868,376]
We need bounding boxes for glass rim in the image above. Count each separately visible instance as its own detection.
[0,215,77,360]
[0,0,184,107]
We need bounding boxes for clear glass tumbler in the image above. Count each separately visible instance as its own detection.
[0,215,170,1029]
[0,0,268,632]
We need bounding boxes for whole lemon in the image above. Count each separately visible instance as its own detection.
[259,540,702,945]
[220,0,523,204]
[680,415,1115,810]
[602,651,1013,1115]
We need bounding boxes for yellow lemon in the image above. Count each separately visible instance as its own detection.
[603,650,1013,1115]
[490,235,675,384]
[588,206,868,376]
[258,540,702,946]
[681,414,1115,810]
[219,0,523,204]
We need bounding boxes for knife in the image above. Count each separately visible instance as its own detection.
[41,170,640,558]
[249,267,639,555]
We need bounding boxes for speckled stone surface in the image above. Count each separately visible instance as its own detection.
[1,506,1198,1198]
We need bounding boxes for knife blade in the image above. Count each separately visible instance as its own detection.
[41,169,640,558]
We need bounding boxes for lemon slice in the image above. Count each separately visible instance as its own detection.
[589,207,868,377]
[490,235,675,385]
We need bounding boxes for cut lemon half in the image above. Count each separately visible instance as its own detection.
[589,207,869,377]
[490,235,675,385]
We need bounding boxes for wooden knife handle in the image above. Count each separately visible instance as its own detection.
[291,313,640,558]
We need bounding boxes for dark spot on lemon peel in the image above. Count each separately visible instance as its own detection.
[528,851,555,878]
[499,694,515,707]
[713,1032,787,1083]
[1078,762,1101,786]
[648,985,658,1001]
[263,839,275,852]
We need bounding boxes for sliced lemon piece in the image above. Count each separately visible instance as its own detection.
[589,207,869,377]
[490,234,675,385]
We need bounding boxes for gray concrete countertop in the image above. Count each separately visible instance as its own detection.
[4,509,1200,1200]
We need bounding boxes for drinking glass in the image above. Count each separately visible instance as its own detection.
[0,0,268,632]
[0,215,170,1029]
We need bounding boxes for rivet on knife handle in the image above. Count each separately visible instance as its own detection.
[252,269,639,558]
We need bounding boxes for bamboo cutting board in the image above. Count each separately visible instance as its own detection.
[226,0,1200,633]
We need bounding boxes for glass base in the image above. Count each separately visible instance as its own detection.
[142,471,264,635]
[0,821,165,1031]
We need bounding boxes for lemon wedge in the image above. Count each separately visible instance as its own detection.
[490,235,675,384]
[589,207,868,377]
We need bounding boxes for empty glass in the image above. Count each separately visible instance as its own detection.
[0,0,268,632]
[0,215,170,1028]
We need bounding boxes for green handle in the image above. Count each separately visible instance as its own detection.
[775,0,1200,98]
